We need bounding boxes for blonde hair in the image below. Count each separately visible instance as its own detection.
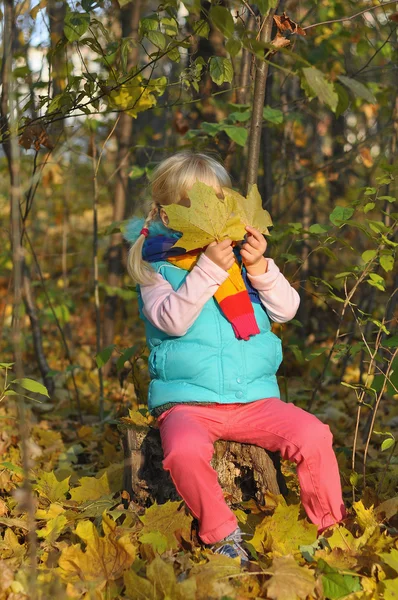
[127,151,232,285]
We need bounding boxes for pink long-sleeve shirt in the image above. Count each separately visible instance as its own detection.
[140,254,300,337]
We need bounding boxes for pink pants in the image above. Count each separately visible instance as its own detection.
[158,398,347,544]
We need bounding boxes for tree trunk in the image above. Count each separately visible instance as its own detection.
[245,3,279,192]
[102,0,142,376]
[122,425,288,508]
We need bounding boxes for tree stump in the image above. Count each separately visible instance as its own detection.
[121,424,288,508]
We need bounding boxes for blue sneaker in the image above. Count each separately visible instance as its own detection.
[210,527,251,566]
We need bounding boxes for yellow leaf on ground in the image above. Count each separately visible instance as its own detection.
[223,184,273,234]
[163,181,247,252]
[265,555,316,600]
[0,528,26,561]
[69,472,110,503]
[375,496,398,520]
[124,570,155,600]
[383,578,398,600]
[37,514,67,543]
[250,502,317,555]
[124,556,197,600]
[139,501,192,550]
[353,500,379,531]
[58,512,136,585]
[326,526,358,553]
[139,531,168,554]
[34,471,70,503]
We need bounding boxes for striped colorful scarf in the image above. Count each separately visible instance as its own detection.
[143,235,261,341]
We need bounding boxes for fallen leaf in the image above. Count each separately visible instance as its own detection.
[139,501,192,550]
[37,514,67,543]
[383,578,398,600]
[69,472,111,503]
[58,512,136,584]
[162,181,247,252]
[380,549,398,574]
[318,558,362,599]
[375,496,398,520]
[250,502,318,555]
[353,500,379,531]
[34,471,70,503]
[265,555,316,600]
[139,530,168,554]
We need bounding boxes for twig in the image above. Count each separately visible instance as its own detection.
[302,1,398,31]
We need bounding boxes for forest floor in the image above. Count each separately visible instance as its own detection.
[0,304,397,600]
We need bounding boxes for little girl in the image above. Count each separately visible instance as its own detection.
[124,151,347,564]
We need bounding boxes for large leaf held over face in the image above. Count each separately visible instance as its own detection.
[223,184,273,234]
[162,181,247,252]
[162,181,272,252]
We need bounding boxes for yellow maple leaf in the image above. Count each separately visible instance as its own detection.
[265,555,316,600]
[69,472,110,504]
[37,513,68,544]
[352,499,378,531]
[223,184,273,235]
[249,502,317,555]
[139,500,192,550]
[162,181,247,252]
[34,471,70,503]
[58,512,136,584]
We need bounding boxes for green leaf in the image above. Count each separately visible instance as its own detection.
[329,206,354,226]
[302,67,338,111]
[200,122,222,136]
[361,250,377,262]
[116,344,141,371]
[129,165,146,180]
[0,462,25,476]
[337,75,377,104]
[381,438,395,452]
[335,82,350,118]
[209,5,234,38]
[363,202,375,213]
[209,56,233,85]
[380,254,394,272]
[263,105,284,124]
[319,559,362,599]
[12,377,49,397]
[378,195,396,203]
[384,335,398,348]
[222,124,248,146]
[146,30,166,50]
[95,344,115,368]
[225,37,241,57]
[364,187,376,195]
[256,0,278,14]
[309,224,327,234]
[193,19,210,39]
[64,11,90,42]
[229,110,251,122]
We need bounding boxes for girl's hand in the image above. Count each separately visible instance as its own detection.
[204,239,235,271]
[240,226,268,275]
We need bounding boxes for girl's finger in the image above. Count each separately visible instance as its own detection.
[242,243,257,256]
[246,235,261,249]
[245,226,264,244]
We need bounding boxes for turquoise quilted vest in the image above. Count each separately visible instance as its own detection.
[137,260,283,415]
